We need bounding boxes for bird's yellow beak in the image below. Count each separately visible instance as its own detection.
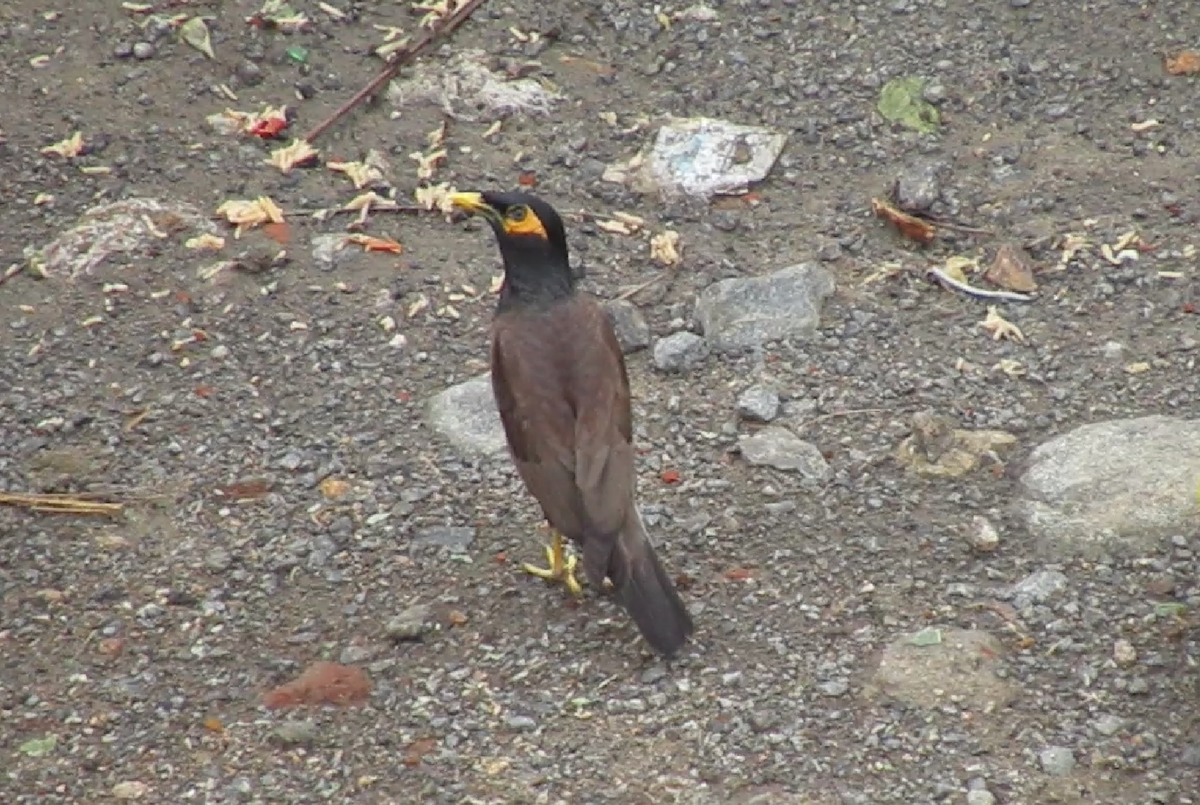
[448,192,491,216]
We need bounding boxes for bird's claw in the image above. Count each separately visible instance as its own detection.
[522,537,584,598]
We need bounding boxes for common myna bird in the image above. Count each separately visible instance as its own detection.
[449,190,694,656]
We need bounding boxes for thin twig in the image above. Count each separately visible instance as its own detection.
[0,492,125,517]
[302,0,491,144]
[794,408,889,430]
[615,268,676,301]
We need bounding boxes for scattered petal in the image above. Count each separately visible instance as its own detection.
[980,306,1025,343]
[41,131,85,159]
[346,234,403,254]
[179,17,216,59]
[871,197,935,244]
[650,230,681,266]
[414,182,457,213]
[410,149,447,182]
[328,159,384,189]
[216,197,285,236]
[185,233,226,251]
[319,477,351,499]
[268,139,319,173]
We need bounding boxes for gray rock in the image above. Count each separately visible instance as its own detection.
[1181,744,1200,767]
[1092,714,1126,736]
[1038,746,1076,776]
[311,233,357,270]
[413,526,476,551]
[874,628,1015,710]
[653,331,708,372]
[604,299,651,353]
[504,714,537,731]
[424,373,507,457]
[738,426,830,480]
[386,604,432,641]
[1019,416,1200,556]
[1010,570,1068,609]
[967,515,1000,552]
[272,721,317,746]
[966,791,996,805]
[132,42,155,60]
[894,161,946,211]
[816,679,849,697]
[736,385,780,423]
[694,263,835,353]
[339,645,376,665]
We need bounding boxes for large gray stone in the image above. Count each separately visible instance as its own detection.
[424,373,507,457]
[738,426,831,481]
[1019,415,1200,556]
[693,263,835,353]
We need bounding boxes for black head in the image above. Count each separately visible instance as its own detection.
[450,190,571,268]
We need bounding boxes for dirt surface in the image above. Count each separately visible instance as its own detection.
[2,1,1199,804]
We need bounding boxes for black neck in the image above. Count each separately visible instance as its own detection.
[497,260,575,310]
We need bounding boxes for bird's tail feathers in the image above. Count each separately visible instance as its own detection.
[585,508,694,656]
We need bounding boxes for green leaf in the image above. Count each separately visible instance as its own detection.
[1154,602,1187,617]
[19,735,57,757]
[910,627,943,647]
[878,77,940,134]
[180,16,216,60]
[285,46,309,64]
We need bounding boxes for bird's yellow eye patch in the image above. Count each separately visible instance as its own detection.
[501,204,548,239]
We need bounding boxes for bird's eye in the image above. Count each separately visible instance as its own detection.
[507,206,528,223]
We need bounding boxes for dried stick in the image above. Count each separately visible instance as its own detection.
[0,492,125,517]
[302,0,491,144]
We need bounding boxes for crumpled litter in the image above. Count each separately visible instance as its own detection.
[603,116,787,199]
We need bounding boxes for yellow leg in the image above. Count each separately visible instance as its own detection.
[521,529,584,597]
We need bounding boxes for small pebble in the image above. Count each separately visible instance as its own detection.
[132,42,155,60]
[272,721,317,746]
[736,385,780,423]
[1039,746,1076,776]
[386,604,431,641]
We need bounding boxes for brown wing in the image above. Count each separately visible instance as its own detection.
[490,302,589,543]
[490,296,634,558]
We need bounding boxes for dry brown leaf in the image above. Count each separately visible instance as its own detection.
[980,306,1025,343]
[218,479,272,500]
[268,139,319,173]
[346,234,403,254]
[41,131,85,159]
[871,197,935,244]
[261,661,372,710]
[650,230,681,266]
[1165,51,1200,76]
[984,244,1038,293]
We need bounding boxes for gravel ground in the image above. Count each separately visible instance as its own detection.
[2,1,1199,804]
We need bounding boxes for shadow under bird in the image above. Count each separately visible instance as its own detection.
[448,190,695,657]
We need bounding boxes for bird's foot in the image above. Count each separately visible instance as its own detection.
[522,532,584,598]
